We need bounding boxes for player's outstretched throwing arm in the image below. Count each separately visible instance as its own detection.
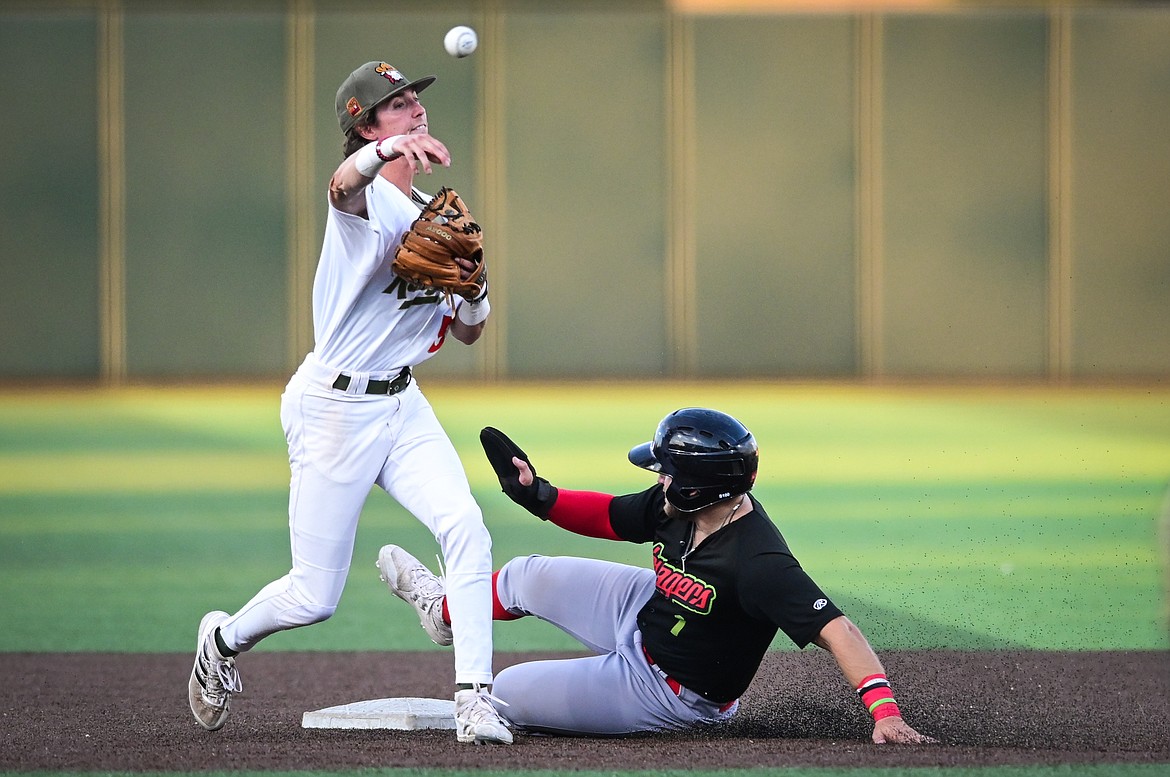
[480,427,621,539]
[329,133,451,215]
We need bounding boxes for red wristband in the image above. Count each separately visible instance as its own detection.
[871,699,903,721]
[857,673,902,721]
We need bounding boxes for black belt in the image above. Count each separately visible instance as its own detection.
[332,367,411,395]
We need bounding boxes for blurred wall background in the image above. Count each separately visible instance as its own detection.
[0,0,1167,383]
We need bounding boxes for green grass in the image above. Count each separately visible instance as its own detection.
[0,382,1167,653]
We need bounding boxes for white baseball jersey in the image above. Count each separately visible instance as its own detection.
[313,177,457,373]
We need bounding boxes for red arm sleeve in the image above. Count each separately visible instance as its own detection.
[545,489,621,540]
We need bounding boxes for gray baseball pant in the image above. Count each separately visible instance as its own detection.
[490,554,739,735]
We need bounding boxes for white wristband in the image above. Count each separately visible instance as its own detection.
[457,296,491,326]
[353,135,404,177]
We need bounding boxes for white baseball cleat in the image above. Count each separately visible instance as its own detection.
[376,544,454,647]
[188,610,243,731]
[454,685,513,745]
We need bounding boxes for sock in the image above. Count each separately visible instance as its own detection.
[490,570,523,621]
[441,570,523,625]
[214,628,238,658]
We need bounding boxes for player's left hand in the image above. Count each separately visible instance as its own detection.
[872,716,938,744]
[480,427,559,518]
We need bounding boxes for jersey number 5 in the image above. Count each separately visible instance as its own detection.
[429,314,453,353]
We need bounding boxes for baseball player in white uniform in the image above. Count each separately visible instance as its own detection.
[188,60,511,745]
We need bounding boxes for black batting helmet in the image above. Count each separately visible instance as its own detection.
[628,407,759,512]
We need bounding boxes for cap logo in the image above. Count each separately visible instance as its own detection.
[375,62,406,84]
[345,96,362,117]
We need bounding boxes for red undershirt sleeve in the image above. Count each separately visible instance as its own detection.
[546,489,621,540]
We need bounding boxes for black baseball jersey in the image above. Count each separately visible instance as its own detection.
[608,486,843,704]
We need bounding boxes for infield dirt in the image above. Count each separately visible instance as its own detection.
[3,649,1167,771]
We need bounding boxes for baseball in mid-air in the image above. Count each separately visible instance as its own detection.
[444,26,477,58]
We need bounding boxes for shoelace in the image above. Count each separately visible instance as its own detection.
[216,661,243,694]
[403,553,446,604]
[202,649,243,702]
[480,687,509,710]
[408,564,445,604]
[461,686,509,718]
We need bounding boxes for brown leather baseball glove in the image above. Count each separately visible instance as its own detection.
[391,187,485,303]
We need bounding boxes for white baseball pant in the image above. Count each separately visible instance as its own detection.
[218,354,494,686]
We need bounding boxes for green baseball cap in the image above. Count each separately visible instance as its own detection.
[336,61,437,134]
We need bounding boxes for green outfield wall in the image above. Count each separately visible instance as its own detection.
[1,0,1168,382]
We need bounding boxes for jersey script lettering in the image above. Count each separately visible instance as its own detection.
[652,543,716,615]
[382,276,444,309]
